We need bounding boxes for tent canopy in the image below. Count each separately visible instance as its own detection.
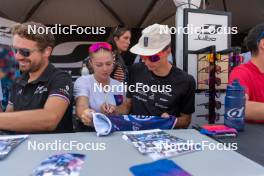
[0,0,176,28]
[0,0,263,32]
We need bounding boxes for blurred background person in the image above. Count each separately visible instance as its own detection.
[108,26,131,82]
[0,45,20,111]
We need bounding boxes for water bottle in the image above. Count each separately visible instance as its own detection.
[224,79,245,131]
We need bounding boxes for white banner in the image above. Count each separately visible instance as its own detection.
[0,17,18,45]
[187,13,229,51]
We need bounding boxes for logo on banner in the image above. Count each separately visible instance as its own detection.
[195,24,222,41]
[0,26,12,38]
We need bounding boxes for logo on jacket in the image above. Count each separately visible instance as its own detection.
[34,85,48,94]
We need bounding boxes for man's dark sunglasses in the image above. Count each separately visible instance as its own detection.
[11,47,39,57]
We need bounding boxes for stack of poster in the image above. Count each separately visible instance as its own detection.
[123,129,200,160]
[31,153,86,176]
[0,135,28,159]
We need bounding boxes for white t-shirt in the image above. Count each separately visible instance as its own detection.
[74,74,125,112]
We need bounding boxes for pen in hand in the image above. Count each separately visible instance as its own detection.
[104,92,111,113]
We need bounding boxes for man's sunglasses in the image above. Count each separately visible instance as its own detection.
[11,47,38,57]
[141,53,163,62]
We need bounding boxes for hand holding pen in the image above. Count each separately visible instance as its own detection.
[100,92,116,115]
[100,102,116,115]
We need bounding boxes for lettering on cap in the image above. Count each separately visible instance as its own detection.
[144,37,148,47]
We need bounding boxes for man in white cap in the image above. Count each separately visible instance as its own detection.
[101,24,195,128]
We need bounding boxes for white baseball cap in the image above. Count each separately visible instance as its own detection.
[130,23,171,56]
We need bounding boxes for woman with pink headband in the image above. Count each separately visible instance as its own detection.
[74,42,125,130]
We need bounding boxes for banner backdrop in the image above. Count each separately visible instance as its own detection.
[0,17,17,46]
[0,19,173,82]
[50,26,112,81]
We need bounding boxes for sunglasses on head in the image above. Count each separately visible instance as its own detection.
[198,53,214,62]
[199,77,228,86]
[198,65,228,74]
[11,47,38,57]
[113,25,124,35]
[89,42,112,53]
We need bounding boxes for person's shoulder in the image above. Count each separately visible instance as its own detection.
[229,62,258,86]
[110,77,123,86]
[129,62,146,72]
[171,66,195,82]
[76,74,93,81]
[169,66,195,89]
[170,66,185,75]
[232,62,252,73]
[12,73,27,87]
[13,76,23,85]
[75,74,93,84]
[229,62,252,80]
[51,66,71,81]
[229,62,254,93]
